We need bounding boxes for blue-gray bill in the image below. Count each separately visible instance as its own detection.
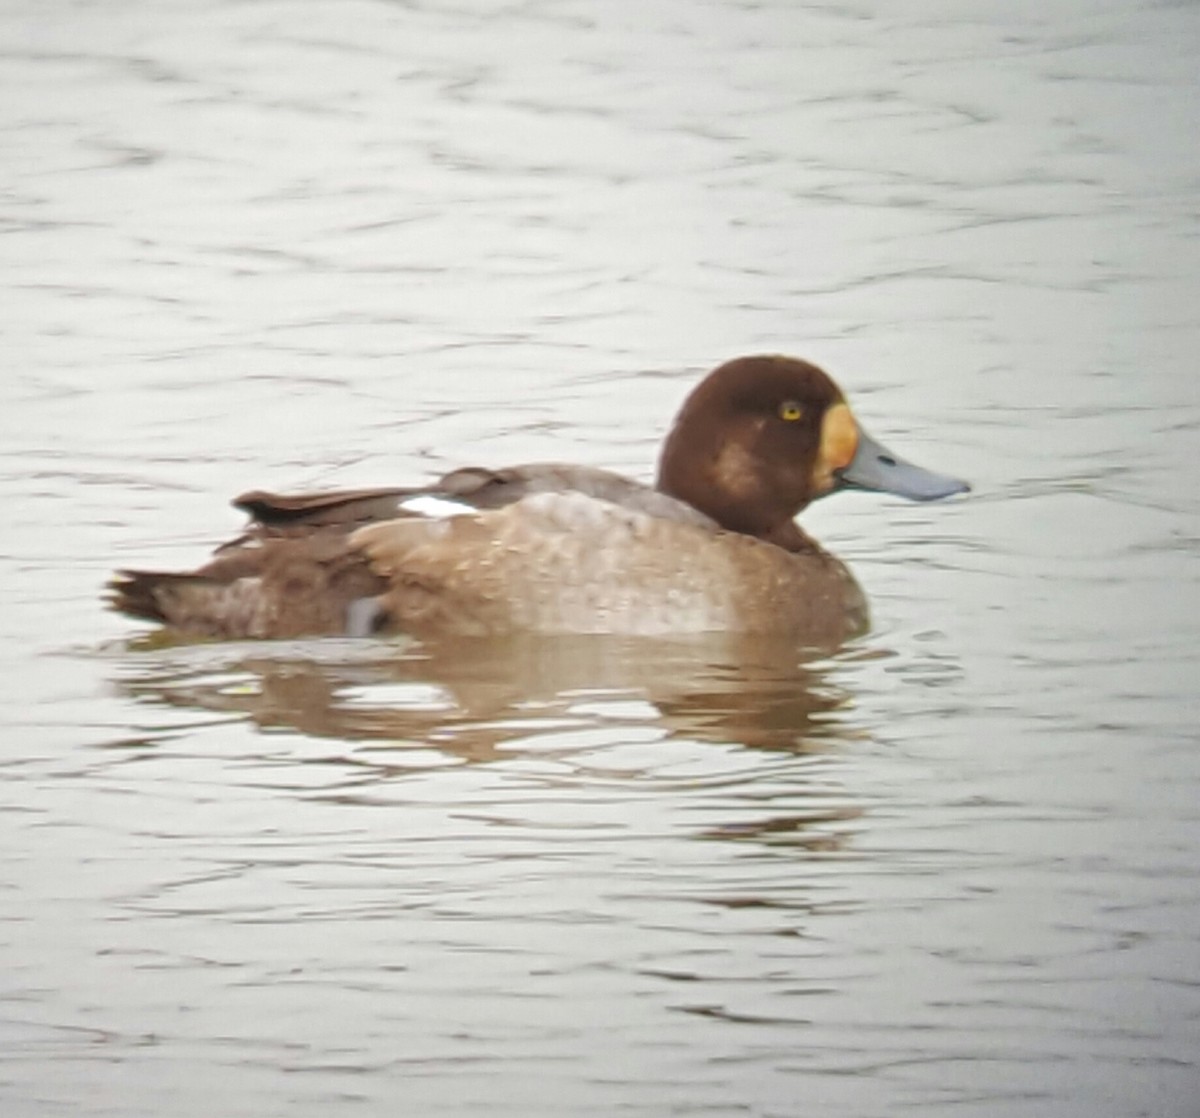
[837,425,970,501]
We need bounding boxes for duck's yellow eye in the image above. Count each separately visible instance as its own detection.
[778,401,803,422]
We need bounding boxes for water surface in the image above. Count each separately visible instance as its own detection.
[2,1,1198,1115]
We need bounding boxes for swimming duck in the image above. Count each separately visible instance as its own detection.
[108,355,967,645]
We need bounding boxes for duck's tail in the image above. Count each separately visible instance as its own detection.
[106,569,271,638]
[107,570,182,625]
[107,556,388,640]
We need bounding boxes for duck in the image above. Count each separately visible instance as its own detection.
[108,355,968,645]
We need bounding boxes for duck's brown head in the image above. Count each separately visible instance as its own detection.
[656,355,967,549]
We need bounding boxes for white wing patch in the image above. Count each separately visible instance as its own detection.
[399,495,477,519]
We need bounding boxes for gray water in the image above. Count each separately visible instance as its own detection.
[3,1,1199,1115]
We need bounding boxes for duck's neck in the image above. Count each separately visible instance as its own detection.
[756,519,823,555]
[655,468,819,554]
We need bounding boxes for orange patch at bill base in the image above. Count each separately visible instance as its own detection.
[820,403,859,472]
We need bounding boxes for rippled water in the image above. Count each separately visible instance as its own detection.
[3,1,1198,1115]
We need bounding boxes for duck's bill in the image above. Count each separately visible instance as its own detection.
[837,425,970,501]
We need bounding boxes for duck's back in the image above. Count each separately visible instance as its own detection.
[108,464,723,640]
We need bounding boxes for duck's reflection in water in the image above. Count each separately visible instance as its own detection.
[119,633,861,754]
[114,633,872,847]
